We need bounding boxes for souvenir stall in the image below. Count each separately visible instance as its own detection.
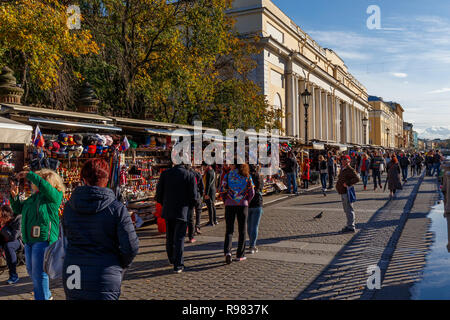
[119,130,175,228]
[25,127,125,215]
[0,117,33,205]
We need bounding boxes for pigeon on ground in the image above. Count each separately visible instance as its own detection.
[314,211,323,219]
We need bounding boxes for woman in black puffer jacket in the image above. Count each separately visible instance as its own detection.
[62,159,139,300]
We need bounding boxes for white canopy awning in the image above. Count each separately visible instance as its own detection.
[0,117,32,144]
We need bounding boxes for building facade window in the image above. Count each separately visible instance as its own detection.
[271,69,284,88]
[267,22,284,43]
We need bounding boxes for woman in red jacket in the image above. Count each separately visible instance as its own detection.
[301,158,310,189]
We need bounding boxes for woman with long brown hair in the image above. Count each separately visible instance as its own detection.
[220,163,255,264]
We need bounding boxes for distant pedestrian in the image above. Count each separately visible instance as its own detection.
[327,151,336,189]
[301,158,310,189]
[359,153,371,190]
[410,154,416,176]
[387,156,402,199]
[415,153,424,175]
[203,163,218,226]
[283,152,298,195]
[318,155,328,194]
[335,155,360,233]
[399,153,410,182]
[187,165,204,243]
[63,159,139,299]
[220,164,255,264]
[431,150,443,177]
[247,165,263,254]
[156,163,198,273]
[371,151,383,191]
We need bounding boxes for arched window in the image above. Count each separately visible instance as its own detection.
[273,93,282,124]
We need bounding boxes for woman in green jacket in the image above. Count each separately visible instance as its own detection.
[10,169,64,300]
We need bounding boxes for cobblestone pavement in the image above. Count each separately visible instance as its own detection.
[0,173,436,300]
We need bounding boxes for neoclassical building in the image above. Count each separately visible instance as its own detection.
[228,0,370,147]
[368,96,405,149]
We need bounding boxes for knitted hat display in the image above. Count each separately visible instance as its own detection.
[104,135,113,146]
[58,132,69,146]
[73,134,83,145]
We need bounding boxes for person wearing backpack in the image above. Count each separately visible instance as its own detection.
[10,169,64,300]
[62,159,139,299]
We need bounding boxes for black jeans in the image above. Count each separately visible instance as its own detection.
[373,169,382,188]
[1,240,21,276]
[187,199,202,239]
[327,167,334,188]
[224,206,248,258]
[165,219,187,271]
[206,196,217,224]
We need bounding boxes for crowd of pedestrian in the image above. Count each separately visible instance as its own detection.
[0,148,445,300]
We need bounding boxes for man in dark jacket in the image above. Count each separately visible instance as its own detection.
[63,159,139,300]
[283,152,298,195]
[156,164,198,273]
[336,155,360,233]
[399,153,410,182]
[202,163,217,226]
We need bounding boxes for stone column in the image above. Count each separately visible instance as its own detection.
[285,71,294,136]
[311,85,316,141]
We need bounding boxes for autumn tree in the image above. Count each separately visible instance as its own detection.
[0,0,99,106]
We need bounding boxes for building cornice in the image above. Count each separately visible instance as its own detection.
[260,38,369,110]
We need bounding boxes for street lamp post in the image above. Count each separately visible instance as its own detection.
[362,116,368,145]
[386,127,390,148]
[301,88,312,144]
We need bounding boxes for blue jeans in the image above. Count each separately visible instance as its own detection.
[24,241,51,300]
[247,207,263,248]
[401,166,408,181]
[286,172,298,194]
[361,173,369,187]
[320,173,328,190]
[431,163,441,177]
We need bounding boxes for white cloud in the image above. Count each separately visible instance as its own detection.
[428,87,450,94]
[391,72,408,78]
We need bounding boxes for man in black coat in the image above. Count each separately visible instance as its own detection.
[156,164,198,273]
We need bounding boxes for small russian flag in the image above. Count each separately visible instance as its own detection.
[33,125,45,148]
[121,136,130,151]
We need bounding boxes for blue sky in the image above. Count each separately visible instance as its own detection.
[272,0,450,134]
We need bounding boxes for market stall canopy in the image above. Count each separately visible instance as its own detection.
[0,103,111,122]
[0,116,32,144]
[28,117,122,131]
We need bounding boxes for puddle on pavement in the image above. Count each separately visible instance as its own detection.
[410,201,450,300]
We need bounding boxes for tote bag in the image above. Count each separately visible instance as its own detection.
[43,222,67,280]
[347,186,357,203]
